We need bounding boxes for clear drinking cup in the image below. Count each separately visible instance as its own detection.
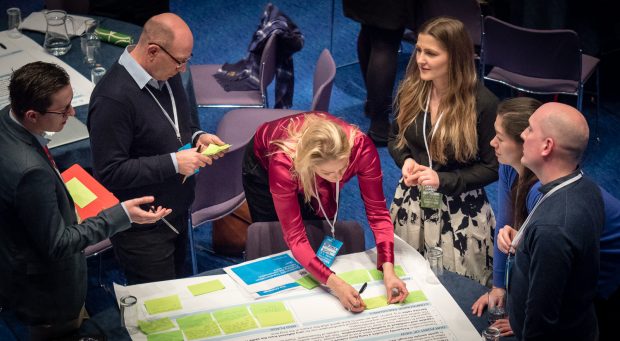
[90,65,106,84]
[7,8,22,38]
[119,295,139,334]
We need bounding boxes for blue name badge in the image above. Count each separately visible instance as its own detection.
[316,236,343,267]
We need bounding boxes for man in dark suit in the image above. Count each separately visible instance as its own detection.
[0,62,171,340]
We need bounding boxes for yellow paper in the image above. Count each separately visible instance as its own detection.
[138,318,175,334]
[201,143,231,156]
[146,330,184,341]
[213,306,251,323]
[364,295,389,310]
[255,310,295,327]
[249,302,286,315]
[176,312,214,330]
[296,275,319,289]
[394,265,406,277]
[368,269,384,280]
[183,324,221,340]
[218,316,258,334]
[338,269,371,285]
[402,290,428,305]
[65,177,97,208]
[144,295,183,315]
[188,279,225,296]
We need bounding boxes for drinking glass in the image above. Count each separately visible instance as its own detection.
[487,290,506,324]
[119,295,139,334]
[90,65,106,84]
[7,8,22,39]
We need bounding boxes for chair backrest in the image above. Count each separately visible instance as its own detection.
[310,49,336,112]
[416,0,482,47]
[259,34,278,105]
[245,220,366,261]
[482,16,582,82]
[190,143,247,225]
[216,108,299,148]
[84,238,112,257]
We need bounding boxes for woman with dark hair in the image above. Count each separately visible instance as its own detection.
[388,17,498,284]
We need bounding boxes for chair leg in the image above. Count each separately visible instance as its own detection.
[188,211,198,275]
[577,85,584,112]
[595,68,601,142]
[97,253,104,288]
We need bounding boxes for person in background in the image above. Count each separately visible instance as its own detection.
[0,61,170,340]
[388,17,498,285]
[497,102,604,340]
[88,13,226,284]
[473,97,620,339]
[343,0,416,146]
[242,112,409,312]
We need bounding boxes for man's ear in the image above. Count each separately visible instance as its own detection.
[23,110,38,124]
[541,137,554,157]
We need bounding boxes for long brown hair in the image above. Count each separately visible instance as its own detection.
[497,97,542,229]
[393,17,478,164]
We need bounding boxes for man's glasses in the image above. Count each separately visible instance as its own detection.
[149,42,192,68]
[44,106,73,118]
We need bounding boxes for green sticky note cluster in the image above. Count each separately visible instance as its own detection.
[250,302,294,328]
[201,143,231,156]
[402,290,428,305]
[213,306,257,334]
[177,313,221,340]
[188,279,225,296]
[144,295,183,315]
[338,269,371,285]
[296,275,319,289]
[368,269,384,281]
[138,318,175,334]
[364,295,389,310]
[394,265,406,277]
[146,330,184,341]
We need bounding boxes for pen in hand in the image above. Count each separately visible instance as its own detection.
[358,282,368,295]
[150,206,179,234]
[181,144,203,184]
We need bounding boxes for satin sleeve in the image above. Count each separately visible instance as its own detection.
[268,155,334,284]
[356,136,395,270]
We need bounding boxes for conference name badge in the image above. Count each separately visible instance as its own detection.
[316,236,343,267]
[420,188,442,209]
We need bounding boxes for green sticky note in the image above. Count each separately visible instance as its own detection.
[218,316,258,334]
[65,177,97,208]
[255,310,295,327]
[249,302,286,315]
[201,143,231,156]
[394,265,406,277]
[176,312,214,330]
[364,295,389,310]
[138,318,175,334]
[402,290,428,304]
[146,330,184,341]
[296,275,319,289]
[183,323,221,340]
[368,269,384,281]
[213,306,251,323]
[188,279,225,296]
[144,295,183,315]
[338,269,371,285]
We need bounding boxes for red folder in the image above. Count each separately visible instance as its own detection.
[61,164,119,220]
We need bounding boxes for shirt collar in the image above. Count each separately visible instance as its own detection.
[9,109,50,147]
[538,169,582,195]
[119,45,163,90]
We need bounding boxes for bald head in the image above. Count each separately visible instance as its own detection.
[537,102,589,163]
[138,13,193,49]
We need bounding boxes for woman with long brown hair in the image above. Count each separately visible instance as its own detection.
[388,17,499,284]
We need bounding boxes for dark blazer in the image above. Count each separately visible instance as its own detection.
[0,106,131,325]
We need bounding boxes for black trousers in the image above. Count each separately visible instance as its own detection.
[111,212,189,284]
[595,287,620,341]
[241,137,321,222]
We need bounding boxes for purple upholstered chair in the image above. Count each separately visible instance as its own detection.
[244,220,366,261]
[481,16,600,121]
[84,238,112,288]
[190,34,277,108]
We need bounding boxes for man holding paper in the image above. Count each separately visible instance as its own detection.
[0,61,171,340]
[88,13,227,284]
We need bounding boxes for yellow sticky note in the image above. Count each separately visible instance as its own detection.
[201,143,231,156]
[249,302,286,315]
[183,323,221,340]
[65,177,97,208]
[144,295,183,315]
[218,316,258,334]
[402,290,428,305]
[368,269,384,281]
[394,265,406,277]
[255,310,295,327]
[146,330,183,341]
[176,312,214,330]
[296,275,319,289]
[213,306,251,323]
[188,280,225,296]
[138,318,175,335]
[338,269,371,285]
[364,295,389,310]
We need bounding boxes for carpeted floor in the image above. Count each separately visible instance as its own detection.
[1,0,619,339]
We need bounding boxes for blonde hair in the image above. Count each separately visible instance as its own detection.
[394,17,478,164]
[271,114,355,203]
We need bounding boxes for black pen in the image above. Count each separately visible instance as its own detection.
[0,42,7,50]
[358,282,368,295]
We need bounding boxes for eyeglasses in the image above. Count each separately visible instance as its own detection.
[149,42,192,68]
[43,105,73,118]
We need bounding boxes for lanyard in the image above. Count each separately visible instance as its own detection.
[510,172,583,252]
[422,90,443,169]
[314,179,340,238]
[145,81,181,144]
